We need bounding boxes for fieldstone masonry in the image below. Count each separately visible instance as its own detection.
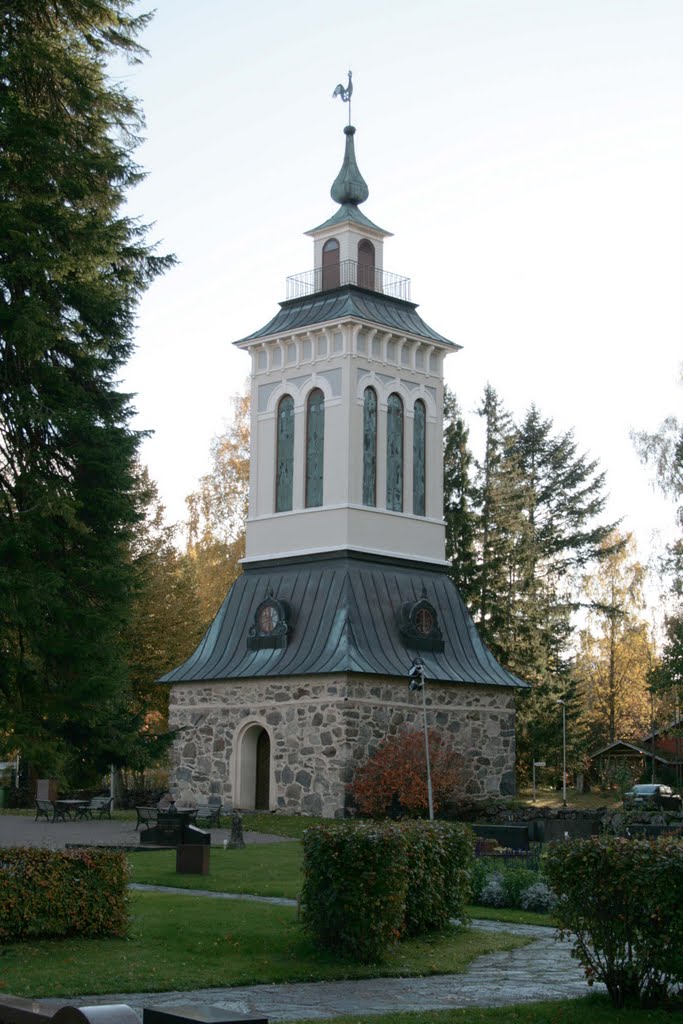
[169,674,516,818]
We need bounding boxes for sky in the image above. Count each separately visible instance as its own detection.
[116,0,682,589]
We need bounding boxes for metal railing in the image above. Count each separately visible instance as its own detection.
[286,260,411,301]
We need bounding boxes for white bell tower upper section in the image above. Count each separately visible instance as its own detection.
[234,123,461,568]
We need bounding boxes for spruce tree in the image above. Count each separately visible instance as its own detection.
[0,2,173,781]
[510,405,620,779]
[443,386,477,608]
[471,384,523,664]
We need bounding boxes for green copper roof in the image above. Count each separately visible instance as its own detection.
[307,125,390,236]
[331,125,369,205]
[234,284,460,349]
[307,202,390,236]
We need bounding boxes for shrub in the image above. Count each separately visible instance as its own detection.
[500,865,538,907]
[468,854,491,902]
[401,821,474,934]
[300,823,408,962]
[348,728,464,817]
[519,881,557,913]
[0,847,129,941]
[479,874,505,907]
[544,835,683,1007]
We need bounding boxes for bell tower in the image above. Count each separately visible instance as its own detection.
[235,122,460,567]
[163,100,527,819]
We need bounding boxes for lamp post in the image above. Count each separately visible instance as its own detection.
[556,699,567,806]
[409,657,434,821]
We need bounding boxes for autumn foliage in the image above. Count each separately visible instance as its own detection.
[349,728,464,817]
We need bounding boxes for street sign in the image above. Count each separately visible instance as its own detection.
[533,761,546,767]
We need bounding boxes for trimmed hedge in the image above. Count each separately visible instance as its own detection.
[300,821,474,961]
[300,822,408,962]
[401,821,474,935]
[0,846,129,941]
[544,835,683,1008]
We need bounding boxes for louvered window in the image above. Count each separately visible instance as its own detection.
[305,388,325,508]
[362,387,377,506]
[413,399,426,516]
[386,393,403,512]
[276,395,294,512]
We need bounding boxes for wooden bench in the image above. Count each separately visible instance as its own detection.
[135,805,159,830]
[195,803,222,827]
[34,799,66,823]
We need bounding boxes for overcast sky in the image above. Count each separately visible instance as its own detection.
[116,0,682,588]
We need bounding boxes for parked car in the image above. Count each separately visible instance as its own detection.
[623,783,683,811]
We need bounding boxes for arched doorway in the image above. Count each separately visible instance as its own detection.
[255,730,270,810]
[236,723,271,810]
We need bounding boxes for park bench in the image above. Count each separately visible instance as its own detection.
[82,795,113,819]
[195,802,222,827]
[135,805,158,830]
[34,799,66,823]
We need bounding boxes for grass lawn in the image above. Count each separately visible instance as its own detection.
[0,891,530,998]
[516,788,621,811]
[128,848,555,928]
[290,995,677,1024]
[129,843,303,899]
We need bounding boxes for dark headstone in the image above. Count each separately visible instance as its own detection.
[229,810,245,848]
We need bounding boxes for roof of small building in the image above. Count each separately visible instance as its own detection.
[159,551,528,688]
[589,739,670,764]
[235,284,460,349]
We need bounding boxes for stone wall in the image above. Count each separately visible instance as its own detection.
[168,673,517,818]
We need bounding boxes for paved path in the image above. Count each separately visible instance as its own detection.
[0,813,288,850]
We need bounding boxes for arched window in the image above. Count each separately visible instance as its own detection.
[322,238,340,290]
[386,393,403,512]
[358,239,375,290]
[275,395,294,513]
[362,387,377,506]
[413,399,426,516]
[305,387,325,508]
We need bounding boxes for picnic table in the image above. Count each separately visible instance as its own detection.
[56,799,90,820]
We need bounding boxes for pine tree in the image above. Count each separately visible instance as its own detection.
[443,386,477,608]
[0,2,173,781]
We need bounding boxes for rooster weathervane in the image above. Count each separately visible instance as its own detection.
[332,70,353,125]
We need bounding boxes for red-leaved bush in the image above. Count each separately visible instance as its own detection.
[349,728,464,817]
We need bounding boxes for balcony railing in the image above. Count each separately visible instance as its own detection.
[286,260,411,301]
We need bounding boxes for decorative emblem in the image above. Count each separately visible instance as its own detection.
[248,590,291,651]
[399,587,444,653]
[332,70,353,125]
[332,70,353,104]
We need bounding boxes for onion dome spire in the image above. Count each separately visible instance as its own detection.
[330,125,369,206]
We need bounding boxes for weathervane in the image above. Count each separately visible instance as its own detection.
[332,70,353,125]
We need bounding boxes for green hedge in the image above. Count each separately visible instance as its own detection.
[300,822,408,962]
[300,821,474,961]
[0,847,129,941]
[401,821,474,935]
[544,835,683,1008]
